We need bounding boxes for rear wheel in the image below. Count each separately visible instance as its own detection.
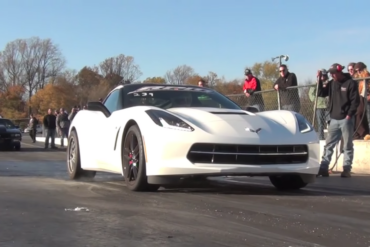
[123,125,159,192]
[67,130,96,180]
[269,175,308,190]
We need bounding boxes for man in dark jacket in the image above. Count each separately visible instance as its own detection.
[43,108,57,149]
[56,108,70,147]
[273,64,301,112]
[243,68,264,112]
[317,63,360,178]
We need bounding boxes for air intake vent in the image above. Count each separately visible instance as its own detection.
[210,112,248,115]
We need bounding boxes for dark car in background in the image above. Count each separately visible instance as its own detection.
[0,118,22,151]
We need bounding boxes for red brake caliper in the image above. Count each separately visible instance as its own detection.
[129,153,133,165]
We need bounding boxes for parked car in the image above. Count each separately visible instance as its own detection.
[0,118,22,150]
[24,124,43,134]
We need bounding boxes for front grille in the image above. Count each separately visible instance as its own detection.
[187,143,308,165]
[0,133,11,139]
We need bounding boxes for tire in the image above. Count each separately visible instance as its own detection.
[67,130,96,180]
[122,125,159,192]
[269,175,308,190]
[14,143,21,151]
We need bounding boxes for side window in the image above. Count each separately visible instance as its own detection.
[197,95,221,108]
[104,90,121,113]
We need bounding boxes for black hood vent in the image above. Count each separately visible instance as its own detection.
[210,112,248,115]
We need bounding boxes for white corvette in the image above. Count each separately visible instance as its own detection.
[67,83,320,191]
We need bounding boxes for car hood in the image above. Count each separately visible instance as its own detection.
[0,125,21,134]
[167,107,300,142]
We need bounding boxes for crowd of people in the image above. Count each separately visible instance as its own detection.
[241,61,370,178]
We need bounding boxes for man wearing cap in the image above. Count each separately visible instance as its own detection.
[309,69,330,140]
[243,68,264,112]
[317,63,360,178]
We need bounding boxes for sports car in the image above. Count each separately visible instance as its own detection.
[67,83,320,191]
[0,118,22,150]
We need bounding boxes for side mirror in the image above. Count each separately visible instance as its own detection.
[246,106,259,113]
[86,101,111,118]
[15,125,19,128]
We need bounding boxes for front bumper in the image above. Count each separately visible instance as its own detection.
[143,132,320,177]
[0,135,22,147]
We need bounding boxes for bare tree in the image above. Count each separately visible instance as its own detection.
[99,54,142,85]
[0,39,25,88]
[164,65,195,85]
[36,38,66,89]
[0,37,65,115]
[204,71,218,88]
[0,37,65,96]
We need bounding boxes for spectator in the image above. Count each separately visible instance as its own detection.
[309,69,329,140]
[347,62,356,78]
[353,62,370,139]
[56,107,70,147]
[28,113,39,143]
[198,79,206,87]
[43,108,57,149]
[243,68,264,112]
[273,64,301,112]
[317,63,360,178]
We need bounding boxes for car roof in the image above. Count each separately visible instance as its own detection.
[109,83,214,95]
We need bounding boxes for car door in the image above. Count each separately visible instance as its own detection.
[97,88,123,171]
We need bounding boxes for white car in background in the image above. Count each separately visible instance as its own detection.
[24,124,43,134]
[67,83,320,192]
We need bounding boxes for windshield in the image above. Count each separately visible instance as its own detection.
[125,89,241,110]
[0,119,16,129]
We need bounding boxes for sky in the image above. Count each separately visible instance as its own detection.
[1,0,370,84]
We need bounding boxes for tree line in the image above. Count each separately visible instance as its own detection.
[0,36,313,122]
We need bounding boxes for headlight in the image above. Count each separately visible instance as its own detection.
[145,109,194,132]
[294,113,313,133]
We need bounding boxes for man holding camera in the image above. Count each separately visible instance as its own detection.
[317,63,360,178]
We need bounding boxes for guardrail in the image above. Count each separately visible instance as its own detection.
[226,76,370,140]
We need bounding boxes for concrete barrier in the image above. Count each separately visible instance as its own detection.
[34,137,370,174]
[35,137,68,146]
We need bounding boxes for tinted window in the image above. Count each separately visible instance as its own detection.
[104,89,121,112]
[124,90,241,110]
[0,119,16,128]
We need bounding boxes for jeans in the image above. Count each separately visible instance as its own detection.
[60,128,69,146]
[367,102,370,130]
[282,104,300,113]
[320,118,355,171]
[45,128,56,148]
[316,108,328,140]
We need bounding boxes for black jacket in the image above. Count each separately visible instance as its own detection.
[317,73,360,120]
[273,72,300,106]
[43,114,57,129]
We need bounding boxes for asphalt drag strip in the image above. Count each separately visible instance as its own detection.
[0,136,369,247]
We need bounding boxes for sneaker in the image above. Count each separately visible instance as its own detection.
[317,168,329,177]
[341,170,351,178]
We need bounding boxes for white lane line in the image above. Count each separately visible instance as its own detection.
[21,142,42,148]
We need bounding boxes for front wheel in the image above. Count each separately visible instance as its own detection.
[67,130,96,180]
[269,175,308,190]
[14,143,21,151]
[122,125,159,192]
